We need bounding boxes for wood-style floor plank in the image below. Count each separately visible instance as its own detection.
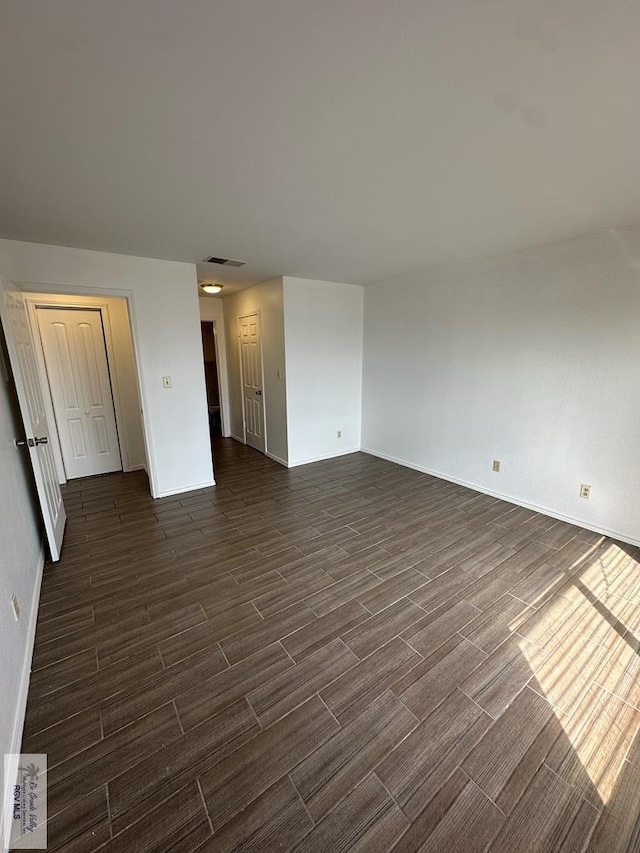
[320,636,422,724]
[289,773,409,853]
[107,698,260,833]
[200,776,313,853]
[392,634,487,720]
[377,689,492,819]
[392,772,505,853]
[199,695,339,832]
[290,690,417,821]
[247,638,358,727]
[461,685,560,814]
[489,764,599,853]
[459,634,548,719]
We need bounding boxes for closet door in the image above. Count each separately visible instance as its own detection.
[37,307,122,479]
[238,313,265,453]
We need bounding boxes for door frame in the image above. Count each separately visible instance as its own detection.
[212,319,229,437]
[237,310,267,451]
[200,317,227,439]
[26,296,131,483]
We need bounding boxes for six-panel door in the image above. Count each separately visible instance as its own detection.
[239,314,265,453]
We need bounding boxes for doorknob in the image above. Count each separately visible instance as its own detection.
[34,436,48,446]
[15,438,34,448]
[255,390,262,396]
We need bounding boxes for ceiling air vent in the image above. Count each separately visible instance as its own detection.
[202,255,245,267]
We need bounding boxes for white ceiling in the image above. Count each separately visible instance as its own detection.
[1,0,640,291]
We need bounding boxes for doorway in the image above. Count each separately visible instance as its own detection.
[238,312,265,453]
[36,306,122,479]
[25,293,147,486]
[201,320,224,440]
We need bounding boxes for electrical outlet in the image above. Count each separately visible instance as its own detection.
[162,376,172,389]
[580,484,591,499]
[336,430,342,439]
[492,460,501,472]
[11,594,20,621]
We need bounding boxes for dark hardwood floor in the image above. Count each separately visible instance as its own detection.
[21,438,640,852]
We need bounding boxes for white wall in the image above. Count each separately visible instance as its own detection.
[283,277,363,466]
[0,239,213,498]
[25,292,146,475]
[223,278,288,464]
[198,296,231,438]
[105,297,146,470]
[0,320,43,850]
[362,224,640,544]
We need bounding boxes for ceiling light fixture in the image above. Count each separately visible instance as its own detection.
[200,283,223,295]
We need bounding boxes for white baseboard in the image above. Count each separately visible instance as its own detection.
[153,479,216,499]
[2,546,45,853]
[234,435,358,469]
[287,447,361,468]
[123,464,146,473]
[265,451,289,467]
[229,433,245,444]
[361,446,640,548]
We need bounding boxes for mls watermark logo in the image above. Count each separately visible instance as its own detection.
[4,754,47,849]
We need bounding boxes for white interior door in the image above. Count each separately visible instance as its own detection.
[36,307,122,479]
[239,313,265,452]
[0,285,66,561]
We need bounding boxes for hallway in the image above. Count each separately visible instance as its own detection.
[22,439,640,852]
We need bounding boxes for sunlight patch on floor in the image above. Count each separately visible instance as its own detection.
[514,543,640,805]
